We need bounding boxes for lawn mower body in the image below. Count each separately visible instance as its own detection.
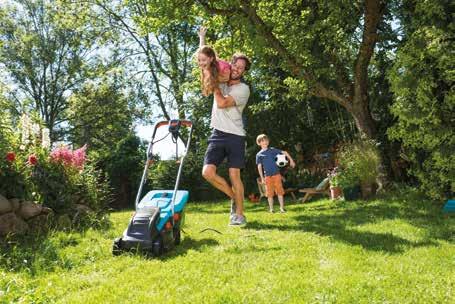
[113,120,193,256]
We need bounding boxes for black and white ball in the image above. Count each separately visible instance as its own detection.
[275,153,288,167]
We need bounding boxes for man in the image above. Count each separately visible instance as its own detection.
[201,52,251,226]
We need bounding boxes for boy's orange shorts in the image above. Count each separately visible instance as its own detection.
[264,174,284,198]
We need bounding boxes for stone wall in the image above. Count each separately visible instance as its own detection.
[0,194,56,236]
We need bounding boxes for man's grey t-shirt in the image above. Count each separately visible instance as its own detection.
[210,82,250,136]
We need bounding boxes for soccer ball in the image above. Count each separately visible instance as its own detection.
[275,153,288,167]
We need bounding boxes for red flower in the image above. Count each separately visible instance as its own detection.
[28,154,38,166]
[6,152,16,162]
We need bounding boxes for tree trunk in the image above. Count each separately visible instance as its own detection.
[351,102,390,190]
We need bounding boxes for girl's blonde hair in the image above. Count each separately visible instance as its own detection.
[198,46,219,96]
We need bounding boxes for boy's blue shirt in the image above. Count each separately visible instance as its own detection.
[256,147,282,177]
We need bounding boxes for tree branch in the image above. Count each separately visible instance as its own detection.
[199,0,349,108]
[353,0,384,106]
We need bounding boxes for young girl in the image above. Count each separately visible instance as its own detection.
[197,26,231,96]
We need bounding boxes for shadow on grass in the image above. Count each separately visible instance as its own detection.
[157,236,219,260]
[246,219,436,254]
[244,195,452,253]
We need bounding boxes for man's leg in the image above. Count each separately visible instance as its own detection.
[202,164,235,199]
[229,168,244,216]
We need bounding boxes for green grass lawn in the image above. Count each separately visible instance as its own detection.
[1,192,454,303]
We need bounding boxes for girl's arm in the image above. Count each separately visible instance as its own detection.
[198,26,207,47]
[283,151,296,168]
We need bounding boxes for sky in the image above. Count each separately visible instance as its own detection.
[135,123,186,160]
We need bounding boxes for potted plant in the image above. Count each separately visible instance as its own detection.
[337,166,360,201]
[327,167,343,200]
[337,139,380,199]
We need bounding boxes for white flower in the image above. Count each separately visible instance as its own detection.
[31,123,40,137]
[20,114,32,144]
[41,128,51,149]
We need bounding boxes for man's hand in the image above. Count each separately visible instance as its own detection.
[261,177,265,184]
[213,87,236,108]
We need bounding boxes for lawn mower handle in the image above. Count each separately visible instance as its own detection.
[135,119,193,211]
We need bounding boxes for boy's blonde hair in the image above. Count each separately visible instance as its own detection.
[256,134,269,145]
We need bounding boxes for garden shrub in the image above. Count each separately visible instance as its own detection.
[337,139,381,187]
[388,0,454,200]
[0,113,111,225]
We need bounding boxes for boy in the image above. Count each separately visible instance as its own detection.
[256,134,296,213]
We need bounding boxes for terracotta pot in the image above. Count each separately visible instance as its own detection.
[330,186,343,200]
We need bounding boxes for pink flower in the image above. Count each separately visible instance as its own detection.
[6,152,16,162]
[28,154,38,166]
[50,146,73,165]
[72,144,87,169]
[50,144,87,170]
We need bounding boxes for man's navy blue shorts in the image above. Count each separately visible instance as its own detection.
[204,129,245,169]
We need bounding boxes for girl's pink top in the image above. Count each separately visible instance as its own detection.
[217,59,231,73]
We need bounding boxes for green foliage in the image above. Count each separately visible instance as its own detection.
[337,139,381,187]
[98,133,144,208]
[30,154,110,215]
[0,113,111,224]
[67,83,133,151]
[388,0,455,200]
[0,151,30,199]
[0,0,112,141]
[148,149,225,201]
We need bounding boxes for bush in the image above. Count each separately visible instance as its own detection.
[0,113,111,224]
[30,150,111,214]
[97,134,143,208]
[337,139,381,187]
[387,0,454,200]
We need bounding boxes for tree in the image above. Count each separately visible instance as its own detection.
[195,0,399,185]
[66,82,133,150]
[388,0,454,199]
[0,0,110,141]
[92,0,200,121]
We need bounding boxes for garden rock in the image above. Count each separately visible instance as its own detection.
[41,207,54,214]
[57,214,72,230]
[75,204,93,214]
[0,212,29,236]
[9,198,21,212]
[27,214,53,233]
[17,201,43,219]
[0,194,12,215]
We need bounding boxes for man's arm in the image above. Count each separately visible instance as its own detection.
[283,151,296,168]
[213,87,236,108]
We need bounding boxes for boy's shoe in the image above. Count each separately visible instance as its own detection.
[280,208,286,213]
[269,209,274,213]
[229,214,247,226]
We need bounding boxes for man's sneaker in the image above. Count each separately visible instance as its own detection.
[269,209,274,213]
[280,208,286,213]
[229,214,247,226]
